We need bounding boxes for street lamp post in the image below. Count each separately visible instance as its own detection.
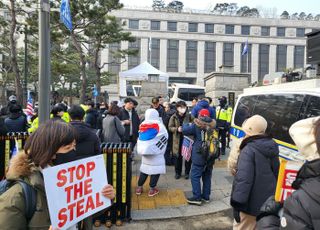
[38,0,51,124]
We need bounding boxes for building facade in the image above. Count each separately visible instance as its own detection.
[101,8,320,85]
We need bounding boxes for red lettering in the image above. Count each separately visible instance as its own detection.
[76,198,85,218]
[86,162,95,177]
[68,166,76,183]
[85,195,95,213]
[73,182,83,200]
[64,185,73,203]
[67,202,76,222]
[84,178,93,195]
[57,169,67,187]
[76,164,85,180]
[58,208,67,228]
[95,192,104,208]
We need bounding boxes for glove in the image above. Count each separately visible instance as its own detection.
[233,208,241,223]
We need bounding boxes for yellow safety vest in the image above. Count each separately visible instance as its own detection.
[216,106,233,123]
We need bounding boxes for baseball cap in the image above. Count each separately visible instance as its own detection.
[9,95,17,102]
[199,109,210,117]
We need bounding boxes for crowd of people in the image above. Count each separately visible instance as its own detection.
[0,93,320,230]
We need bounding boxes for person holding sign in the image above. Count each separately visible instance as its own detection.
[257,117,320,230]
[0,120,114,230]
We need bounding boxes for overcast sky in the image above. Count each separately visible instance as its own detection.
[119,0,320,15]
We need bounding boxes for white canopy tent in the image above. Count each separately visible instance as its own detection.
[119,62,169,97]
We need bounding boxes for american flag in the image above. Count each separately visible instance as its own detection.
[181,136,194,162]
[26,91,34,117]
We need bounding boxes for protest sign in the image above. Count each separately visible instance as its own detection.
[275,159,302,203]
[43,155,111,229]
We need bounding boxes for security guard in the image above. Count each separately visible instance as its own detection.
[216,96,233,155]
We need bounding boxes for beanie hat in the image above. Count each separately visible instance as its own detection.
[289,117,320,161]
[242,115,267,137]
[199,109,210,117]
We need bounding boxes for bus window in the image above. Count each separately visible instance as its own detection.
[234,96,258,127]
[305,96,320,118]
[252,94,305,144]
[177,88,205,101]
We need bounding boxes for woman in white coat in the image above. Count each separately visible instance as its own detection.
[135,109,168,197]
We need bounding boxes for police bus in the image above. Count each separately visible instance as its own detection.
[230,79,320,161]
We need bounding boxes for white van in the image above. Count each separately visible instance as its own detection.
[230,79,320,161]
[169,83,205,106]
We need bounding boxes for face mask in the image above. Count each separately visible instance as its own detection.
[178,107,187,114]
[52,150,77,166]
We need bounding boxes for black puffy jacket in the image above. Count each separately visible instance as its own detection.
[231,135,280,216]
[258,159,320,230]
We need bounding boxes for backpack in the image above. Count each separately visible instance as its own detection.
[200,129,220,167]
[0,179,37,222]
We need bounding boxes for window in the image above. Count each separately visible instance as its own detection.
[223,43,234,66]
[167,40,179,72]
[294,46,305,69]
[234,95,259,127]
[128,39,140,69]
[188,23,198,32]
[296,28,305,37]
[178,88,205,102]
[186,41,197,72]
[205,24,214,33]
[108,43,121,83]
[129,19,139,29]
[276,45,287,72]
[252,94,305,144]
[241,44,252,73]
[151,20,160,30]
[241,25,250,35]
[305,96,320,118]
[167,21,177,31]
[261,26,270,36]
[225,25,234,34]
[147,38,160,68]
[204,42,216,73]
[258,44,269,81]
[277,27,286,36]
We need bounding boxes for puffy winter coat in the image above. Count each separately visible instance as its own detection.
[85,108,98,129]
[137,109,168,175]
[257,159,320,230]
[4,113,28,132]
[102,114,125,143]
[231,135,279,216]
[168,112,192,155]
[0,152,51,229]
[191,100,216,119]
[182,118,216,166]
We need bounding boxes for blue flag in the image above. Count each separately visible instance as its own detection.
[241,40,248,56]
[93,84,99,97]
[60,0,72,31]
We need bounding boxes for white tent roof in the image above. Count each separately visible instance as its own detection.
[119,61,169,79]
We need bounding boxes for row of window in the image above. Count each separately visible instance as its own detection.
[109,40,305,81]
[128,19,307,37]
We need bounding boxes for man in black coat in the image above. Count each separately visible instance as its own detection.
[118,98,140,150]
[4,104,28,132]
[85,101,98,129]
[231,115,279,229]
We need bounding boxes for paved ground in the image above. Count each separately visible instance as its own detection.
[94,151,233,229]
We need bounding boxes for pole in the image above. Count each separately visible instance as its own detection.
[24,25,28,103]
[38,0,51,124]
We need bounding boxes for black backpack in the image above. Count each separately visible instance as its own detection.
[0,179,37,221]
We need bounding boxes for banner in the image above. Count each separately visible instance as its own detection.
[275,159,302,203]
[43,155,111,229]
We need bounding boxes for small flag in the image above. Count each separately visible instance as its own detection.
[93,84,99,97]
[241,40,248,56]
[148,37,152,52]
[26,91,34,117]
[11,138,19,158]
[181,136,194,162]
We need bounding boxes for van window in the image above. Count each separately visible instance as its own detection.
[252,94,305,144]
[177,88,205,101]
[305,96,320,118]
[234,96,258,126]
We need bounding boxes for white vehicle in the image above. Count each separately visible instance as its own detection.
[230,79,320,162]
[169,83,205,106]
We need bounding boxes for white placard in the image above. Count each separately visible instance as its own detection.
[43,155,111,229]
